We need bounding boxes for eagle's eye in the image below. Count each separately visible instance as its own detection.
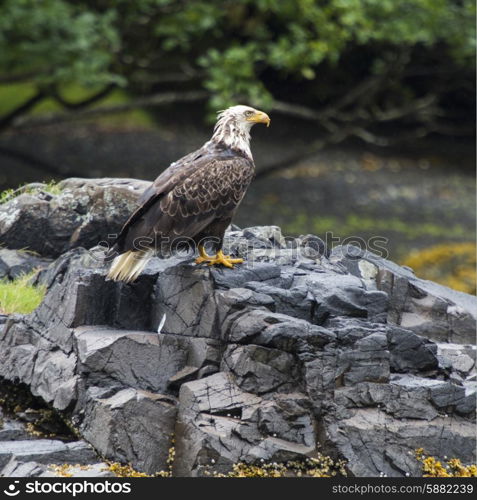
[244,110,254,117]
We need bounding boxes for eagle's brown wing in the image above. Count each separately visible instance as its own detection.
[105,152,254,258]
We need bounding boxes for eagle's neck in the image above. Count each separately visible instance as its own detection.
[210,116,252,159]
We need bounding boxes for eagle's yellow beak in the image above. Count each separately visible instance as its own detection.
[247,110,271,127]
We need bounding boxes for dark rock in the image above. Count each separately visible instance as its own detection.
[331,245,476,344]
[0,419,32,441]
[222,345,300,394]
[295,271,388,323]
[387,328,438,373]
[81,388,177,475]
[76,327,189,393]
[168,366,200,388]
[324,409,475,477]
[152,265,218,337]
[1,459,47,477]
[257,394,315,447]
[456,383,476,416]
[299,234,329,258]
[244,282,313,320]
[0,219,475,477]
[0,457,115,477]
[174,372,315,476]
[210,262,282,290]
[341,333,390,385]
[0,439,97,470]
[223,308,335,359]
[0,178,150,257]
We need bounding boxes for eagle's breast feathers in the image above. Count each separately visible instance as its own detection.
[159,155,254,219]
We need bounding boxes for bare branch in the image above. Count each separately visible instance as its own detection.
[130,71,201,85]
[427,122,475,137]
[370,94,438,122]
[51,84,116,110]
[0,71,42,84]
[11,90,209,130]
[271,100,322,121]
[0,91,46,131]
[256,121,440,179]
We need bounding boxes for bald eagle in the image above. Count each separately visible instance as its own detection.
[105,105,270,283]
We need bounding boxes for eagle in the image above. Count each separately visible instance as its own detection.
[105,105,270,283]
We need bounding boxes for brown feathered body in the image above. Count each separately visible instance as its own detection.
[105,105,269,282]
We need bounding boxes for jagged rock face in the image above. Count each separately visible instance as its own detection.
[331,245,476,344]
[0,179,475,477]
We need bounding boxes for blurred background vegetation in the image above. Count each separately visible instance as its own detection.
[0,0,475,292]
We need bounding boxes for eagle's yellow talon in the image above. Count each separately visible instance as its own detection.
[195,247,243,268]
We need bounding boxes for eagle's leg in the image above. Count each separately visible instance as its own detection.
[195,245,243,268]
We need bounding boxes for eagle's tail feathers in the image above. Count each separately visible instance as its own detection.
[106,252,130,281]
[106,250,152,283]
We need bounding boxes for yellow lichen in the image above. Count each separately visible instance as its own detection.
[402,243,476,294]
[106,443,176,477]
[205,454,348,478]
[48,464,77,477]
[106,462,152,477]
[25,422,52,438]
[415,449,477,477]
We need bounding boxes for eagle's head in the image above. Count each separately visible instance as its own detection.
[217,105,270,129]
[212,105,270,158]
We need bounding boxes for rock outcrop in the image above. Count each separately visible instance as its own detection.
[0,178,149,258]
[0,178,475,477]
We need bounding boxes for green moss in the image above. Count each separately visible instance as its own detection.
[0,271,46,314]
[276,211,471,241]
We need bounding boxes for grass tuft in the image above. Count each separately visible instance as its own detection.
[0,181,62,205]
[0,271,46,315]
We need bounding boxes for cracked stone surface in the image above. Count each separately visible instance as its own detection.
[0,181,475,477]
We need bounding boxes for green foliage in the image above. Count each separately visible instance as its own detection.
[0,271,46,315]
[0,0,122,87]
[0,0,475,115]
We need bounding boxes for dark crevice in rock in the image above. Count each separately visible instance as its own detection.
[0,378,76,442]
